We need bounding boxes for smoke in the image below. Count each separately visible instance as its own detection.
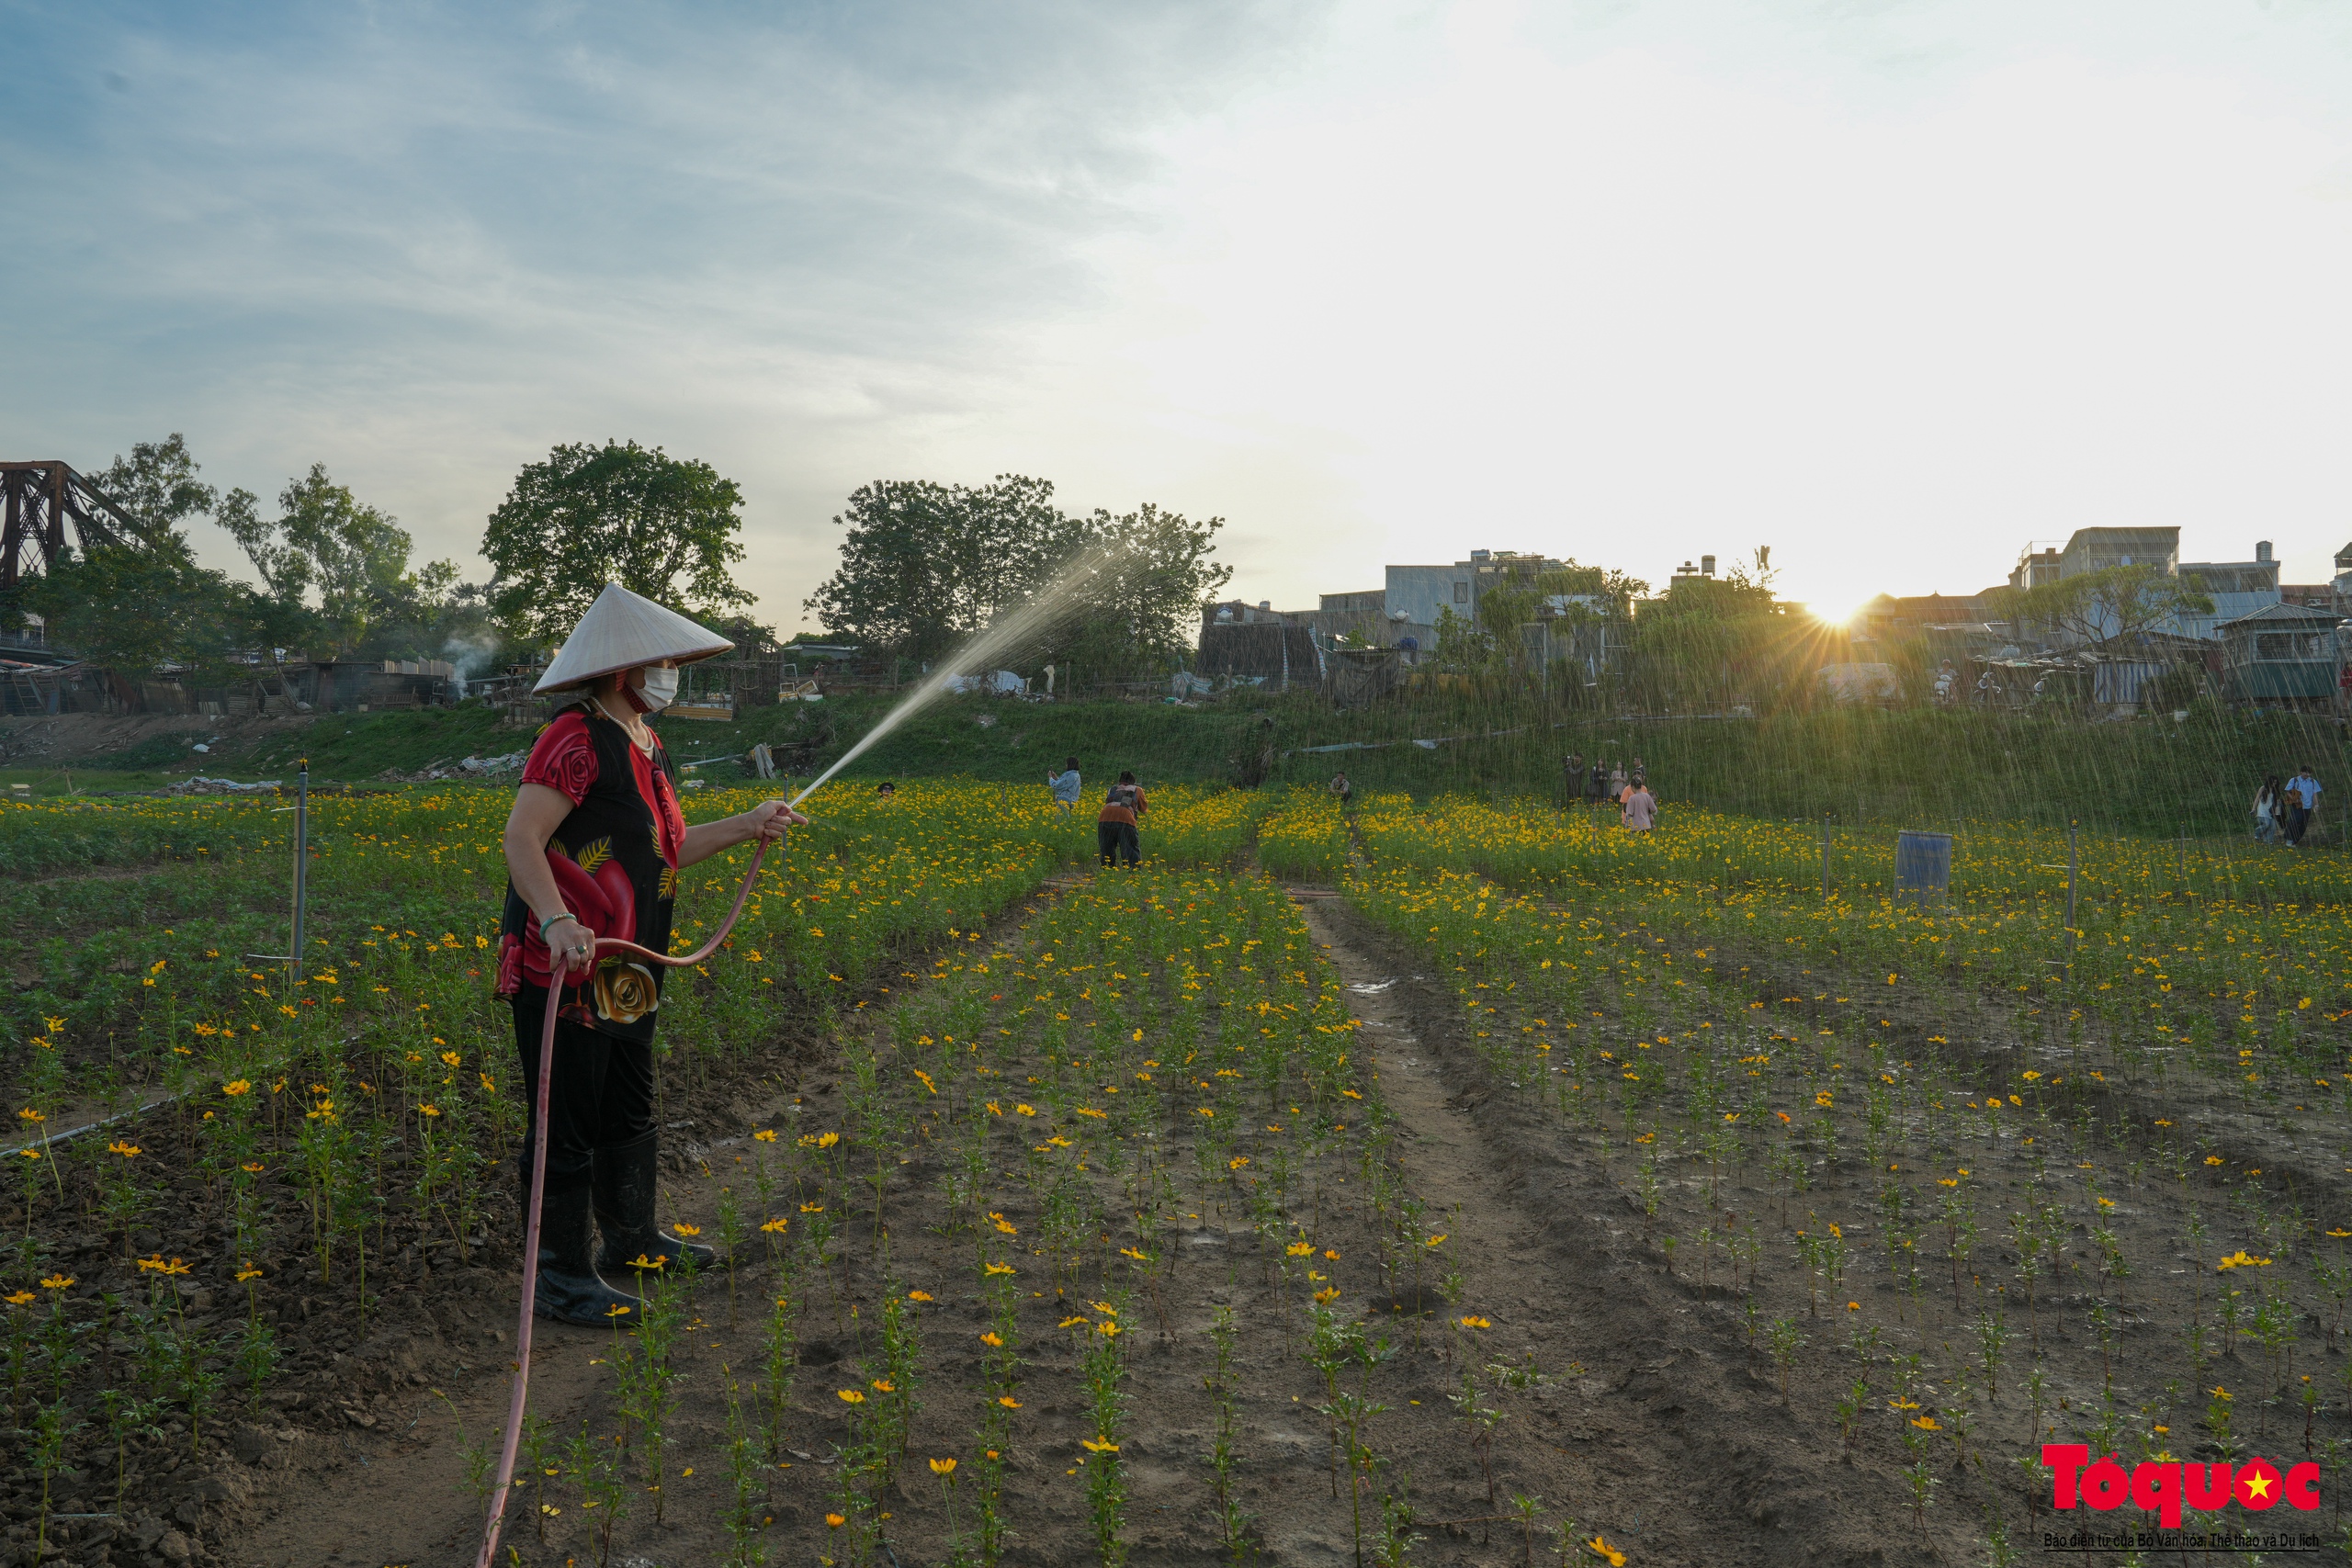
[442,630,503,700]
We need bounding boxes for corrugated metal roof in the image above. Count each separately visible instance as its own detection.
[2216,601,2346,630]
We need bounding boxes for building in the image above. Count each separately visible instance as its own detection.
[2176,541,2282,640]
[1315,590,1387,648]
[2008,546,2063,592]
[1382,549,1567,656]
[2219,602,2346,703]
[1852,592,1993,644]
[2058,527,2178,577]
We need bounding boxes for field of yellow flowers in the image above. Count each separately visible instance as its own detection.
[7,778,2352,1566]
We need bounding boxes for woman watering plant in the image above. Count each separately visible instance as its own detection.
[494,582,806,1324]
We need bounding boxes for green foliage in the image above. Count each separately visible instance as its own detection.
[220,463,471,658]
[807,475,1080,660]
[482,439,754,641]
[21,536,273,678]
[1623,551,1799,713]
[805,475,1231,677]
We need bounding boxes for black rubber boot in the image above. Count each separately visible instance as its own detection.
[594,1133,718,1280]
[532,1186,639,1325]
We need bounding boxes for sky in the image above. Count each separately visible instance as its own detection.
[7,0,2352,632]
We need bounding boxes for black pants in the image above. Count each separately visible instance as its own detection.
[510,987,656,1202]
[1097,820,1139,867]
[2287,805,2311,845]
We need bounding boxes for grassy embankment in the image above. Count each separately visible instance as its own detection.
[21,688,2350,835]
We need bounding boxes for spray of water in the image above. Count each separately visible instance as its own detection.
[787,545,1123,808]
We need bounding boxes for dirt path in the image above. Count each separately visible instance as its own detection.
[1294,892,1930,1568]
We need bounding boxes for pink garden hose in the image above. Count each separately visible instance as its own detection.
[476,840,771,1568]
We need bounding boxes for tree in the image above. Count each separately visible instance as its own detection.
[21,536,268,678]
[806,477,1233,680]
[14,434,277,671]
[220,465,463,657]
[1048,503,1234,681]
[93,434,216,538]
[2002,565,2213,651]
[483,440,755,642]
[1625,553,1797,713]
[804,475,1082,660]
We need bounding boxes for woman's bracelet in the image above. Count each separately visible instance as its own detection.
[539,911,582,940]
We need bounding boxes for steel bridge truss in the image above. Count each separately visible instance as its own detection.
[0,460,150,590]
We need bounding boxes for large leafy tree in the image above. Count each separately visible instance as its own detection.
[483,440,755,642]
[22,537,270,677]
[1049,503,1235,679]
[806,477,1233,678]
[805,475,1082,660]
[93,434,216,539]
[219,464,463,657]
[1624,553,1801,712]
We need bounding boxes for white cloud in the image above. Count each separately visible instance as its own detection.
[6,0,2352,631]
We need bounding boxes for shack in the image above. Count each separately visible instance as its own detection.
[2218,602,2346,704]
[1195,623,1320,689]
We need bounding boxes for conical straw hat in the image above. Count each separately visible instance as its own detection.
[534,582,735,694]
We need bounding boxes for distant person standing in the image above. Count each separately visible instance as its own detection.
[1932,661,1958,705]
[2286,764,2323,846]
[1621,777,1657,831]
[1046,757,1081,816]
[2253,774,2283,844]
[1563,752,1584,807]
[1608,761,1627,801]
[1098,771,1147,868]
[1588,759,1608,803]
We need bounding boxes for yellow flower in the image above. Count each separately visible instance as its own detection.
[930,1457,957,1475]
[40,1274,74,1290]
[1458,1315,1490,1329]
[1587,1535,1627,1567]
[998,1394,1022,1408]
[673,1222,701,1238]
[838,1389,865,1404]
[1080,1438,1120,1452]
[107,1141,141,1158]
[909,1290,933,1302]
[761,1218,789,1234]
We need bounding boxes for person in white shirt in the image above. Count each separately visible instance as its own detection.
[2286,766,2323,846]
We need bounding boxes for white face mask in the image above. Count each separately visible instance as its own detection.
[634,666,679,711]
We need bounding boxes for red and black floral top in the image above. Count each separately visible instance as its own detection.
[520,711,687,865]
[496,708,688,1039]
